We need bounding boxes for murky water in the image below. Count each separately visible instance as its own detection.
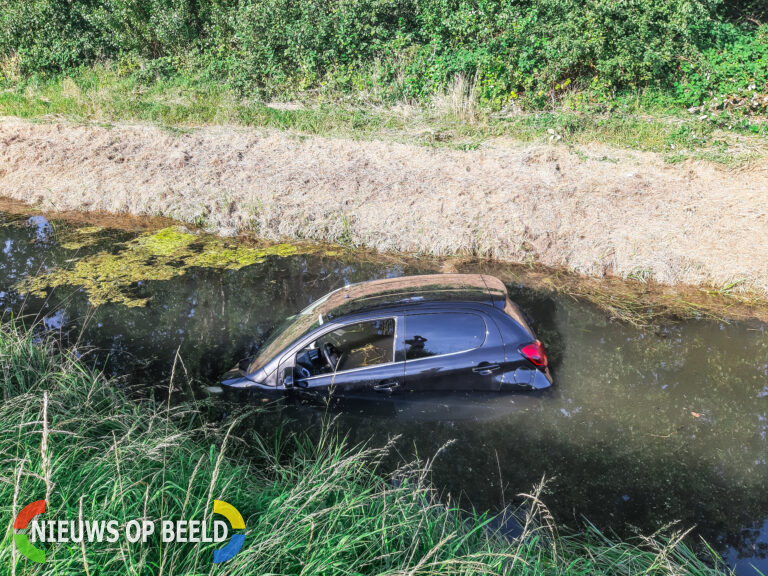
[2,212,767,574]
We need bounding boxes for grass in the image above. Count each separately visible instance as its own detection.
[0,322,735,575]
[2,64,767,165]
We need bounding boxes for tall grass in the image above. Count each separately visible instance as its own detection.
[0,323,731,575]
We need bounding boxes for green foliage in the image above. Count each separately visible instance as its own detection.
[231,0,724,104]
[0,0,238,71]
[84,0,199,58]
[234,0,416,88]
[0,0,100,71]
[675,23,768,113]
[1,0,767,114]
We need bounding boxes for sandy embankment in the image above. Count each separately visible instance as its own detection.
[1,118,767,294]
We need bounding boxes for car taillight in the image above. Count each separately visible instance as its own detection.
[520,340,548,368]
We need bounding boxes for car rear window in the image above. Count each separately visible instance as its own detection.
[503,297,534,336]
[404,313,486,360]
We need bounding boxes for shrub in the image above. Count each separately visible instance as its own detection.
[675,22,768,111]
[1,0,766,111]
[0,0,100,72]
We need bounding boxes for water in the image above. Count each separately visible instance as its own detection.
[1,212,767,574]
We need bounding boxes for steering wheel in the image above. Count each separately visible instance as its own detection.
[322,342,341,371]
[296,365,311,380]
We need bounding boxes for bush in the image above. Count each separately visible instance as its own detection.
[232,0,417,90]
[1,0,766,111]
[0,0,100,72]
[233,0,721,102]
[404,0,720,104]
[675,22,768,112]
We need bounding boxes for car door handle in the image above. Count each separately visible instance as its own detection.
[473,363,500,376]
[373,380,400,392]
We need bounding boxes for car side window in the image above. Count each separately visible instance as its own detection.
[405,313,486,360]
[295,318,396,378]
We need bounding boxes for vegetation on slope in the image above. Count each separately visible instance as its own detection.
[1,0,767,158]
[1,0,767,113]
[0,323,733,575]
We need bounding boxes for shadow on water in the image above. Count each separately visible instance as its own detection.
[1,211,767,575]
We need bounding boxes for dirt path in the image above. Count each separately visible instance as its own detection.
[1,118,767,294]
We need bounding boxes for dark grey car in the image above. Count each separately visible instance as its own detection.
[222,274,552,394]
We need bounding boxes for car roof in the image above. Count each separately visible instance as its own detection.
[317,274,508,320]
[246,274,520,376]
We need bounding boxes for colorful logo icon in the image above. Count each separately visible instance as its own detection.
[212,500,245,563]
[14,500,46,563]
[12,499,244,564]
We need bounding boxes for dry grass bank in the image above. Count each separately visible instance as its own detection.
[1,117,767,294]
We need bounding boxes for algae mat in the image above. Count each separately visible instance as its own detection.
[18,226,327,307]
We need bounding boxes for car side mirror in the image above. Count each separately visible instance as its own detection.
[278,355,296,388]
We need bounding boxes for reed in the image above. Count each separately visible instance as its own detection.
[0,324,731,575]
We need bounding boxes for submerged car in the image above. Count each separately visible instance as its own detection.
[222,274,552,394]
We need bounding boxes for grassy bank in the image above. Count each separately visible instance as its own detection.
[4,119,768,296]
[2,1,768,163]
[2,64,767,165]
[0,323,732,575]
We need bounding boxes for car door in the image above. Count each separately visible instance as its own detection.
[291,315,405,396]
[403,310,505,392]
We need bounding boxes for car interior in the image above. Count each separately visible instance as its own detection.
[294,318,396,379]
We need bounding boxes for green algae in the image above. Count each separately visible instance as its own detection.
[58,226,107,250]
[187,243,300,269]
[132,226,196,256]
[18,226,320,307]
[25,251,183,307]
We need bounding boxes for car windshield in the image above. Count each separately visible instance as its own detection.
[248,288,340,373]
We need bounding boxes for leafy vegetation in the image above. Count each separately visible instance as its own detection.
[1,0,767,114]
[0,323,733,574]
[1,1,766,162]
